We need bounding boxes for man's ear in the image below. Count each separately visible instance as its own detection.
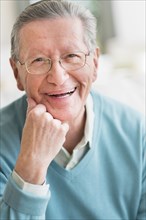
[92,47,100,82]
[9,58,24,91]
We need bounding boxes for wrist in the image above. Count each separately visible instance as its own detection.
[15,156,47,185]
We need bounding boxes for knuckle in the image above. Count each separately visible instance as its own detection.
[52,119,61,128]
[59,124,68,134]
[35,104,46,113]
[28,104,46,118]
[44,112,53,121]
[62,123,69,131]
[28,109,37,120]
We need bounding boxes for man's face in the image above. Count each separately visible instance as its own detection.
[11,18,99,123]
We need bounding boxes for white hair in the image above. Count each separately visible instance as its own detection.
[11,0,97,60]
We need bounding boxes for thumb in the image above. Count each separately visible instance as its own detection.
[26,97,37,114]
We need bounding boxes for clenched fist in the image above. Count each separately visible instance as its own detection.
[15,98,69,184]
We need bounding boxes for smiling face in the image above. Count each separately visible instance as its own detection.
[10,18,99,124]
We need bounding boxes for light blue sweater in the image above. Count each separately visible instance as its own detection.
[0,91,146,220]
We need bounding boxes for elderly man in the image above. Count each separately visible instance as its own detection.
[0,1,145,219]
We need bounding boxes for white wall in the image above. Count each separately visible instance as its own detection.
[0,1,24,107]
[1,1,17,47]
[112,0,145,46]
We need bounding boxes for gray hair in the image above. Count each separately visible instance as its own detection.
[11,0,97,60]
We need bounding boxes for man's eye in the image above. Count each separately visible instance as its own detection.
[67,54,78,58]
[64,54,80,60]
[32,57,44,63]
[63,53,81,64]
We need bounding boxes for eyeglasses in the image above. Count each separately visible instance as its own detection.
[18,51,90,75]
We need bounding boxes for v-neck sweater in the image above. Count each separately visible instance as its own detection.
[0,90,145,220]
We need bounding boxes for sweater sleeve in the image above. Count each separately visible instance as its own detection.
[0,174,51,220]
[12,170,49,196]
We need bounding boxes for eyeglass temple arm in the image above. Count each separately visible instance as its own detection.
[17,60,25,66]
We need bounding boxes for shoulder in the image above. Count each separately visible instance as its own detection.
[0,95,27,126]
[0,95,27,145]
[90,90,145,145]
[91,90,144,122]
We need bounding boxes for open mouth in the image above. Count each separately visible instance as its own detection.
[47,87,77,98]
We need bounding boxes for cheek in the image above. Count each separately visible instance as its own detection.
[73,65,95,87]
[24,75,43,99]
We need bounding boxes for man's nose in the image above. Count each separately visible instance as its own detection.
[46,61,69,85]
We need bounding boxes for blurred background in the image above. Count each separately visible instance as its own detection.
[0,0,145,114]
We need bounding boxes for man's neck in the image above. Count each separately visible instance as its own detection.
[64,108,86,154]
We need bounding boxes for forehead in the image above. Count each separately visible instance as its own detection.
[19,18,86,57]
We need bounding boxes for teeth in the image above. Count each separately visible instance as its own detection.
[48,87,76,97]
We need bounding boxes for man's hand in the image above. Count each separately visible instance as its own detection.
[15,98,69,184]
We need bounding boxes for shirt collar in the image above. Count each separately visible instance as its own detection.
[54,93,94,168]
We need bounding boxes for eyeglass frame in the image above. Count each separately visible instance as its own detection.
[17,51,90,75]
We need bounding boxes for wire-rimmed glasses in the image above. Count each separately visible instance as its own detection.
[17,51,90,75]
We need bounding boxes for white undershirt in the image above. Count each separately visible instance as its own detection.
[12,94,94,195]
